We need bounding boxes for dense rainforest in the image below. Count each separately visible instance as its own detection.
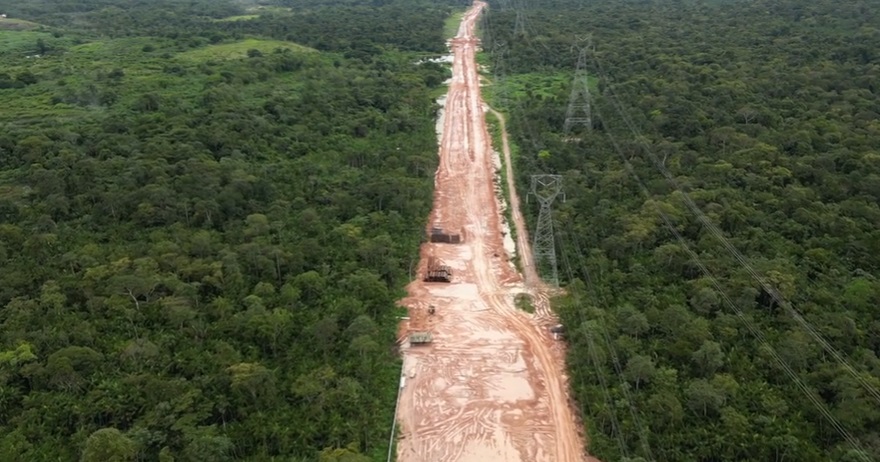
[481,0,880,460]
[0,0,460,460]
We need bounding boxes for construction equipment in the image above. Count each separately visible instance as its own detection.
[424,257,453,283]
[406,304,434,346]
[429,226,462,244]
[409,332,433,345]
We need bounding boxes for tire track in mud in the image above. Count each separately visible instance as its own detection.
[395,3,588,462]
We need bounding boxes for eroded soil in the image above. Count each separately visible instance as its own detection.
[395,2,590,461]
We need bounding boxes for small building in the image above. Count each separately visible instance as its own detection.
[1,14,7,18]
[409,332,433,345]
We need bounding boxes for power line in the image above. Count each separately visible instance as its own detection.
[557,236,631,459]
[563,35,593,136]
[485,17,875,458]
[530,174,563,286]
[561,228,656,461]
[492,40,509,109]
[591,94,870,459]
[487,24,655,460]
[513,0,528,36]
[591,51,880,408]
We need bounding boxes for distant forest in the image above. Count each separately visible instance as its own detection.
[482,0,880,460]
[0,0,458,460]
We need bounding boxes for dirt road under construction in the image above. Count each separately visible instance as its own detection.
[395,2,593,461]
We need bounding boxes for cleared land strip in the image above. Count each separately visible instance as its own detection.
[394,2,590,461]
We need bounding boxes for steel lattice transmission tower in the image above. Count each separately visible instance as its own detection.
[530,175,564,286]
[492,41,509,108]
[513,0,528,36]
[514,10,527,36]
[563,36,594,135]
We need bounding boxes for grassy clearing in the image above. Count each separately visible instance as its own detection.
[0,34,320,122]
[0,30,64,56]
[0,17,41,30]
[211,14,259,22]
[475,50,491,68]
[429,84,449,100]
[483,71,599,108]
[56,38,178,81]
[443,9,465,40]
[177,38,315,61]
[515,293,535,313]
[505,71,571,101]
[245,5,293,14]
[71,37,171,59]
[485,109,522,272]
[2,36,315,120]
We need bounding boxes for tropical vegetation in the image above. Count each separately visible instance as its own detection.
[482,0,880,460]
[0,0,457,460]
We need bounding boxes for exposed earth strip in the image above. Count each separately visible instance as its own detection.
[395,2,590,461]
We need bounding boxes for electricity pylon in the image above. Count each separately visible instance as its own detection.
[513,0,528,36]
[563,36,593,136]
[492,41,509,108]
[530,175,563,286]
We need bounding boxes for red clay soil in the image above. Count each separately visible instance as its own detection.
[395,2,597,461]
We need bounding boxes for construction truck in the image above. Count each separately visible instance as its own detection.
[424,257,452,283]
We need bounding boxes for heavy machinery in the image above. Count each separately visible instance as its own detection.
[429,226,462,244]
[424,257,452,283]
